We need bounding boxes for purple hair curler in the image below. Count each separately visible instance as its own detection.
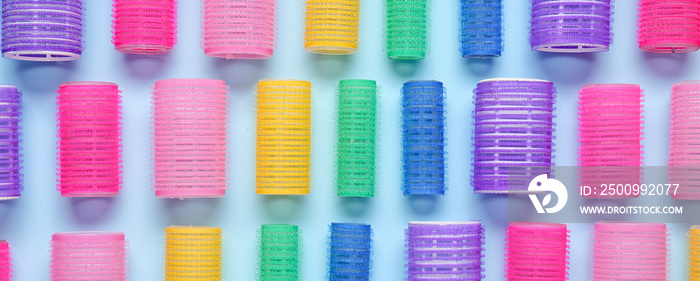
[530,0,613,53]
[0,86,21,200]
[405,221,485,280]
[1,0,84,61]
[472,78,556,194]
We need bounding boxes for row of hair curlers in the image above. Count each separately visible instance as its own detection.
[3,0,698,62]
[0,221,690,280]
[1,79,700,199]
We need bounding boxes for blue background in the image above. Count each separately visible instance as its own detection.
[0,0,693,279]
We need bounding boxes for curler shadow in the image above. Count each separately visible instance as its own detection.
[310,54,352,78]
[0,200,17,232]
[464,58,495,76]
[478,193,513,222]
[261,195,306,220]
[537,52,596,84]
[642,52,689,77]
[339,197,371,217]
[69,197,116,224]
[163,198,222,226]
[15,61,75,92]
[124,54,170,79]
[213,59,267,92]
[391,60,421,77]
[407,195,440,215]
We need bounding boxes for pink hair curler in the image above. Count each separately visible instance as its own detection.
[504,222,569,280]
[201,0,277,59]
[56,82,123,197]
[637,0,700,53]
[591,222,670,280]
[151,78,229,199]
[669,81,700,199]
[111,0,177,55]
[0,240,11,280]
[50,231,128,280]
[578,84,644,198]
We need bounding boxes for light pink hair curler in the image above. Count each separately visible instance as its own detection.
[152,78,229,199]
[669,81,700,199]
[50,231,128,280]
[201,0,276,59]
[591,222,669,280]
